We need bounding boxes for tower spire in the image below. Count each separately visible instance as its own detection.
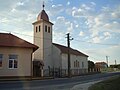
[42,1,45,10]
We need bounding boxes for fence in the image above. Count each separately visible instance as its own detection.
[43,68,88,77]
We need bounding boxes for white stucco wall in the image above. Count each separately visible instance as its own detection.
[33,21,44,61]
[43,22,53,69]
[33,20,53,70]
[52,45,62,68]
[61,53,88,70]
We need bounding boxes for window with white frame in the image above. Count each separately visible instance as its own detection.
[0,54,3,68]
[9,55,18,69]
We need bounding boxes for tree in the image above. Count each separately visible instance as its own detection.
[88,60,95,72]
[110,64,120,69]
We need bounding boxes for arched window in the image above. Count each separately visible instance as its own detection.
[36,26,37,32]
[39,25,41,32]
[45,25,47,32]
[48,26,50,33]
[76,60,77,67]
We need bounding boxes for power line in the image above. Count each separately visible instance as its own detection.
[1,28,119,46]
[74,39,119,46]
[0,29,52,40]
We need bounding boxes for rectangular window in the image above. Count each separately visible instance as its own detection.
[74,61,76,67]
[39,25,41,32]
[48,26,50,33]
[0,54,3,68]
[82,62,84,68]
[36,26,37,32]
[9,55,18,69]
[45,25,47,32]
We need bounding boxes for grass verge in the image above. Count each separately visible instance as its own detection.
[88,76,120,90]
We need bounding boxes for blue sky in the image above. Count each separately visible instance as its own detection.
[0,0,120,65]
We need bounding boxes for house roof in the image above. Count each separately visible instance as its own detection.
[53,43,88,57]
[0,33,38,51]
[95,62,107,65]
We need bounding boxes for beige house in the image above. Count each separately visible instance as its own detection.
[0,33,38,78]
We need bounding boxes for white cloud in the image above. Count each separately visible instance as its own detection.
[17,2,24,6]
[79,31,84,36]
[71,2,96,18]
[84,5,120,44]
[0,18,9,23]
[81,4,91,10]
[55,16,74,33]
[91,2,96,6]
[104,32,111,37]
[94,17,102,26]
[103,21,120,33]
[67,1,70,5]
[72,7,84,18]
[51,4,64,15]
[53,31,66,44]
[92,36,101,43]
[0,0,19,11]
[57,16,65,21]
[75,24,79,28]
[65,21,74,33]
[104,32,111,40]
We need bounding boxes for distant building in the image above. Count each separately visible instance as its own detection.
[32,4,88,77]
[95,62,108,69]
[0,33,38,78]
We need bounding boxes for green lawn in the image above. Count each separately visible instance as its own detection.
[88,76,120,90]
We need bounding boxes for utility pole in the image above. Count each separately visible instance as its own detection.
[115,60,117,65]
[106,56,109,67]
[66,33,73,78]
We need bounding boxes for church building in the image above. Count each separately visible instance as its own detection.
[32,4,88,77]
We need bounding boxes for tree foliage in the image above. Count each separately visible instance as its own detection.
[110,64,120,69]
[88,60,95,71]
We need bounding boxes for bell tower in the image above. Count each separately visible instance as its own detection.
[33,3,53,74]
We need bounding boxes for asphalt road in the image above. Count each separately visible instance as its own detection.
[0,72,120,90]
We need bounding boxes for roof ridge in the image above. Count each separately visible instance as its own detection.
[10,33,36,46]
[53,43,88,57]
[0,33,38,51]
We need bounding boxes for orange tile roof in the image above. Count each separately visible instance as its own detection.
[95,62,107,64]
[53,43,88,57]
[0,33,38,51]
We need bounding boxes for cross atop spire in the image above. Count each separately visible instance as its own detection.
[42,1,45,10]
